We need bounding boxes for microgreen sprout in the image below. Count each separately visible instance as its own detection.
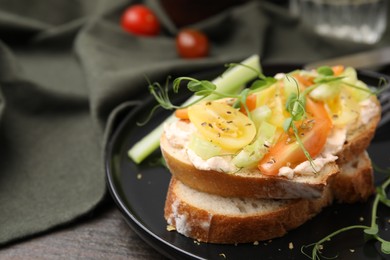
[146,62,276,123]
[137,76,179,126]
[148,76,180,110]
[344,76,389,96]
[376,77,390,95]
[172,76,234,101]
[301,175,390,259]
[283,75,317,169]
[314,65,389,96]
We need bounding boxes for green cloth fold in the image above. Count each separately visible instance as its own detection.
[0,0,388,246]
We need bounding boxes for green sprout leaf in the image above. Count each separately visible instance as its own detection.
[250,78,274,90]
[317,66,334,76]
[250,79,267,89]
[380,241,390,254]
[188,80,216,95]
[364,224,379,236]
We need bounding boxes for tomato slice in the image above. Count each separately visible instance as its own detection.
[188,101,256,151]
[258,98,332,176]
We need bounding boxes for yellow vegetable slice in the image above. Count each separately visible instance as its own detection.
[255,83,287,129]
[188,101,256,151]
[331,89,360,127]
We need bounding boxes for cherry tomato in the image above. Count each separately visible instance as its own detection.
[176,29,209,58]
[121,5,160,36]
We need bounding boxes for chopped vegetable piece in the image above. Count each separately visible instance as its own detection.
[331,89,360,127]
[232,121,276,168]
[292,73,314,87]
[341,67,358,85]
[175,108,189,119]
[332,65,345,76]
[309,83,341,101]
[250,105,272,129]
[188,135,222,160]
[345,80,372,102]
[256,84,277,107]
[240,94,257,114]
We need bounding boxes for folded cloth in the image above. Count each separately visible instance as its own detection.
[0,0,388,246]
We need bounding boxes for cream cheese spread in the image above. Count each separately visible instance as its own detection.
[187,149,238,173]
[277,127,345,179]
[164,120,195,149]
[359,98,380,124]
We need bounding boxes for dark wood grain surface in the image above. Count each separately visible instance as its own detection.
[0,200,168,260]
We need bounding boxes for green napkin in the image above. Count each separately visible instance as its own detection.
[0,0,104,245]
[0,0,388,246]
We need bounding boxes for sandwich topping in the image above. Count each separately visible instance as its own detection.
[163,65,380,178]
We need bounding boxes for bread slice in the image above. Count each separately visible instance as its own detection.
[164,152,374,244]
[331,151,374,203]
[161,96,380,200]
[164,177,333,244]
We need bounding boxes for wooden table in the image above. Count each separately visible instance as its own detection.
[0,199,168,259]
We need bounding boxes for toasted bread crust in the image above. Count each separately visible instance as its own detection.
[164,178,333,244]
[162,134,338,199]
[331,152,374,203]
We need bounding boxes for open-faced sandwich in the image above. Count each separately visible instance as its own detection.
[129,55,383,244]
[161,64,380,200]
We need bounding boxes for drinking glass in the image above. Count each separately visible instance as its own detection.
[290,0,388,44]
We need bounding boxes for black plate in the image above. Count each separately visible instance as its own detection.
[105,65,390,260]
